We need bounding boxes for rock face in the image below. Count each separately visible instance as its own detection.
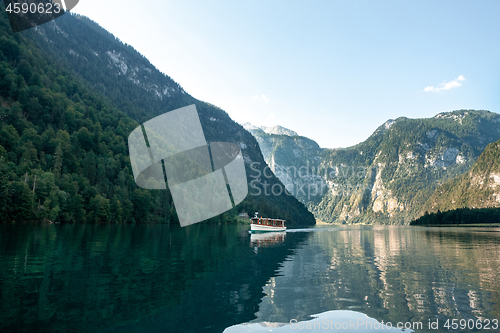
[247,110,500,224]
[244,124,323,205]
[421,138,500,214]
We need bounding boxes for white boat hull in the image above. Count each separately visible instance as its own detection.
[250,224,286,232]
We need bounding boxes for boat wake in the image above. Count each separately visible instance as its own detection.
[248,228,340,234]
[286,228,340,233]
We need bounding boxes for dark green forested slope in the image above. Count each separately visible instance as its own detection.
[0,8,315,226]
[0,10,168,223]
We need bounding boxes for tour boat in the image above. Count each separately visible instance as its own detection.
[250,212,286,232]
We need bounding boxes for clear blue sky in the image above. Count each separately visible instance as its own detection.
[72,0,500,148]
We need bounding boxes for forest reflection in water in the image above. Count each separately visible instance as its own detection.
[1,224,499,333]
[0,223,307,332]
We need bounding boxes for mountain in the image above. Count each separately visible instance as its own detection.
[246,110,500,224]
[244,124,323,205]
[420,138,500,214]
[0,8,314,226]
[243,123,299,137]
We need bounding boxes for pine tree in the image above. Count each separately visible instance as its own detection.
[53,143,63,179]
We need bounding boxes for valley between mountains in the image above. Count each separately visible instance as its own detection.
[245,110,500,224]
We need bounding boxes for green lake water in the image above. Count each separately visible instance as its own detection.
[1,224,499,332]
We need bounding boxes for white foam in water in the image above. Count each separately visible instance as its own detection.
[223,310,415,332]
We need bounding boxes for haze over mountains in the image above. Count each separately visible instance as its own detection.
[246,110,500,224]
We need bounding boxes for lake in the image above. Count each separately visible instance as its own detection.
[0,223,499,332]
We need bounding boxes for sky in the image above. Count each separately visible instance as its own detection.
[72,0,500,148]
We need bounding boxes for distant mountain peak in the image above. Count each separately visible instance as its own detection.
[263,125,299,136]
[243,123,299,137]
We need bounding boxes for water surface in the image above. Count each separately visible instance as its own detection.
[1,224,499,332]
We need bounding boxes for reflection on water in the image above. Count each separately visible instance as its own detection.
[1,224,499,332]
[249,226,500,333]
[0,223,308,333]
[250,232,286,248]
